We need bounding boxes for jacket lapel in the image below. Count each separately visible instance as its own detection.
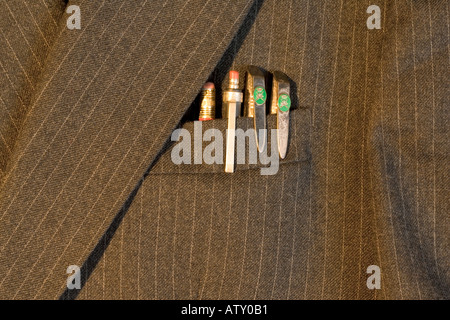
[0,0,257,299]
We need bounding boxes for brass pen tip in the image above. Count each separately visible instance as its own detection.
[199,82,215,121]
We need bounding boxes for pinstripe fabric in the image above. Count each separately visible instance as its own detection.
[0,0,64,179]
[0,0,258,299]
[0,0,448,300]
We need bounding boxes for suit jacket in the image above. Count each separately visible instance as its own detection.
[0,0,447,300]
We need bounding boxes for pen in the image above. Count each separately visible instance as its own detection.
[271,71,291,159]
[244,66,267,153]
[223,71,243,173]
[199,82,215,121]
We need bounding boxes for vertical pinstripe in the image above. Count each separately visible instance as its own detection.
[426,0,439,282]
[199,174,216,299]
[218,174,233,299]
[237,170,252,298]
[339,1,357,299]
[396,0,422,297]
[254,175,269,299]
[378,0,404,298]
[188,169,198,299]
[286,0,310,298]
[321,0,343,298]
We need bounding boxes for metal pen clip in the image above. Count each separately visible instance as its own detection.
[271,71,291,159]
[244,66,267,153]
[223,71,243,173]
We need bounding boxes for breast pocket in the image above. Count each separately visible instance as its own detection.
[143,107,312,300]
[151,107,311,175]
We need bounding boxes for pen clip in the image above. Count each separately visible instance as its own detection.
[271,71,291,159]
[245,66,267,153]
